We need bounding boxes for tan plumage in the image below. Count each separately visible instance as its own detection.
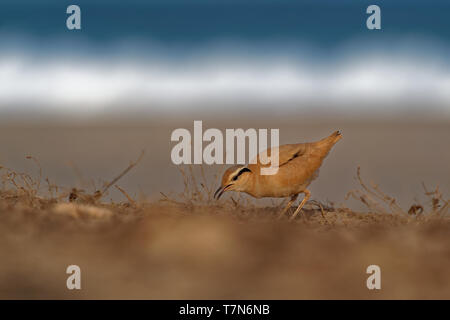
[214,131,342,220]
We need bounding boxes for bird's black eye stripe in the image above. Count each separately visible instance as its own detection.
[232,167,251,181]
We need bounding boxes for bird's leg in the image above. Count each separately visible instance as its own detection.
[289,189,311,221]
[277,194,298,219]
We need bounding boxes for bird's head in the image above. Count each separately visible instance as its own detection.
[214,165,253,200]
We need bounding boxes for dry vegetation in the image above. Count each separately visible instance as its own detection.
[0,154,449,299]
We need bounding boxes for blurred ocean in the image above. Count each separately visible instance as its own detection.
[0,0,450,117]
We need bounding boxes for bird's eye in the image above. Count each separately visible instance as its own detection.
[232,175,238,181]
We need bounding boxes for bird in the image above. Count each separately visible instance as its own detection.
[214,131,342,220]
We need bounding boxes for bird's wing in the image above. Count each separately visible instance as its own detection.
[277,143,310,167]
[249,143,309,169]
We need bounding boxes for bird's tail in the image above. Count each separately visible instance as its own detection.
[328,130,342,144]
[315,130,342,149]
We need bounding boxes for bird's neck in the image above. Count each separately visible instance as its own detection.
[244,173,260,198]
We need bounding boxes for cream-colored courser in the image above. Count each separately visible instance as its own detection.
[214,131,342,220]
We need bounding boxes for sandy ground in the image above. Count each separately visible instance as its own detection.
[0,201,448,299]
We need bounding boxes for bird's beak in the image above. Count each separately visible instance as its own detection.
[214,184,231,200]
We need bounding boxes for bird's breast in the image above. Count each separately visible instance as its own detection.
[250,171,311,198]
